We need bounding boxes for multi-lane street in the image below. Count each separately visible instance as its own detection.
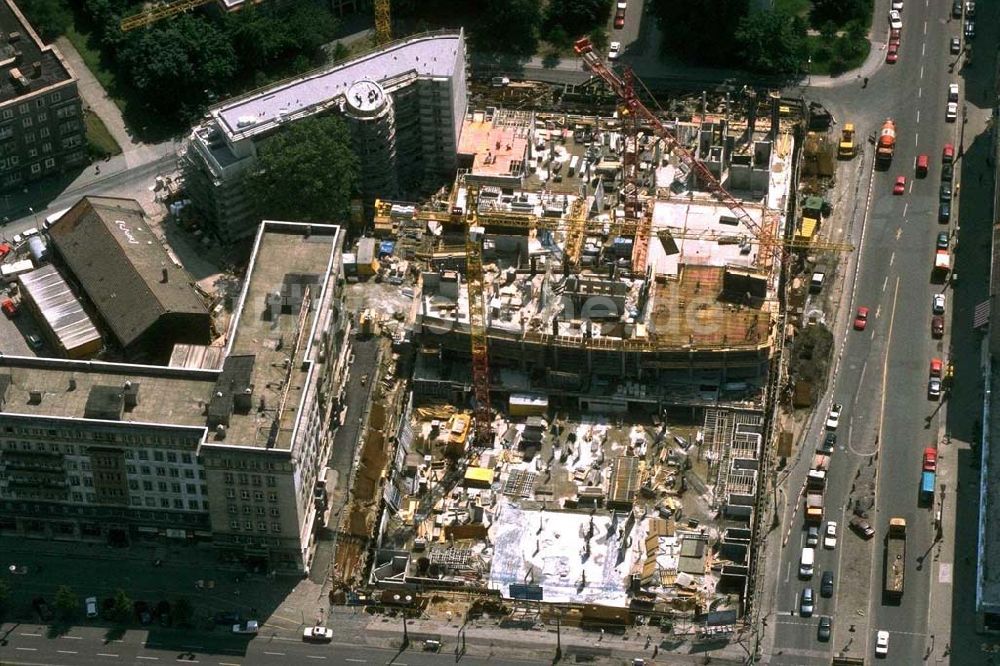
[767,0,993,663]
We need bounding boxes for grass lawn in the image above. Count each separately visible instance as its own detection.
[84,109,122,158]
[64,25,118,101]
[806,34,871,75]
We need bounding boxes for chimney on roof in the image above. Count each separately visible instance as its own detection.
[32,61,40,78]
[161,265,168,283]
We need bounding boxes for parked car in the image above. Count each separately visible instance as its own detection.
[941,163,953,181]
[2,298,16,318]
[820,432,836,454]
[951,37,962,54]
[303,626,334,642]
[923,447,938,472]
[876,629,890,657]
[888,10,902,30]
[936,232,949,249]
[800,588,815,617]
[939,201,951,224]
[26,333,43,350]
[952,0,963,18]
[928,377,942,399]
[854,307,869,330]
[85,596,98,619]
[0,242,10,259]
[608,41,621,60]
[134,600,152,626]
[932,315,945,338]
[807,525,819,547]
[818,615,832,641]
[930,358,944,377]
[214,611,243,626]
[933,293,946,314]
[942,143,955,163]
[886,43,899,63]
[850,516,875,539]
[821,570,835,597]
[233,620,259,635]
[946,102,958,122]
[964,19,975,39]
[823,521,838,549]
[826,403,843,429]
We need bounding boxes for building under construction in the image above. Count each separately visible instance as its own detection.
[358,83,804,630]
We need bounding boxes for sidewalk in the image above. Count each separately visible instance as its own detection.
[54,36,171,169]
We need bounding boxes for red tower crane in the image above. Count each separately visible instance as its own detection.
[573,38,781,265]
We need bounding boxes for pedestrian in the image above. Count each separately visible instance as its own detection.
[863,77,869,88]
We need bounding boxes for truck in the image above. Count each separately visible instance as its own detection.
[919,471,936,505]
[875,119,897,166]
[806,453,830,490]
[838,123,857,159]
[805,489,824,523]
[884,517,907,599]
[932,249,951,282]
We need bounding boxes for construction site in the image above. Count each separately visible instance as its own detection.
[322,38,855,640]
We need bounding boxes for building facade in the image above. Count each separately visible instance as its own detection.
[0,221,352,573]
[181,30,468,243]
[0,0,86,193]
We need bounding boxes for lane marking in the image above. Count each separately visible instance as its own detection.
[19,633,41,637]
[890,251,895,266]
[882,275,889,292]
[97,653,120,657]
[264,652,286,657]
[307,656,327,660]
[345,660,368,663]
[136,657,159,661]
[921,65,925,79]
[57,650,79,654]
[915,132,920,147]
[62,635,83,640]
[903,203,909,216]
[916,110,921,124]
[15,647,38,651]
[922,43,926,57]
[923,21,927,35]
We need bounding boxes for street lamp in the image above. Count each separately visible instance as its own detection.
[554,610,563,662]
[807,57,812,85]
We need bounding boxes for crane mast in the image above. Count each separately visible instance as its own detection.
[464,185,493,449]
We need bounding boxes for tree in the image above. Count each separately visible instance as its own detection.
[224,3,338,71]
[112,589,132,624]
[588,28,610,56]
[819,20,838,41]
[650,0,750,67]
[173,598,194,627]
[543,0,613,42]
[54,585,78,619]
[0,579,9,612]
[735,9,807,75]
[17,0,72,42]
[811,0,871,28]
[117,14,237,115]
[471,0,541,56]
[248,114,360,228]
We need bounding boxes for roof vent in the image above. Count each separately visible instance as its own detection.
[8,67,29,91]
[28,390,42,404]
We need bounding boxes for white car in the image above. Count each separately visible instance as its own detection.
[928,377,942,399]
[608,41,621,60]
[889,10,903,30]
[933,293,946,314]
[85,596,98,619]
[232,620,259,635]
[825,403,843,430]
[875,629,890,656]
[892,0,903,9]
[946,102,958,122]
[617,1,627,8]
[303,625,334,642]
[823,521,837,549]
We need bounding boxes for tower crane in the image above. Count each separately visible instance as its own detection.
[463,185,493,449]
[373,0,392,44]
[572,38,788,266]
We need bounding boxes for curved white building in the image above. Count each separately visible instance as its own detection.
[182,30,467,242]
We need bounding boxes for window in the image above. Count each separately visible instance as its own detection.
[126,464,136,474]
[30,163,40,174]
[184,469,194,479]
[225,488,236,499]
[61,135,82,149]
[83,477,93,487]
[41,142,50,153]
[268,492,278,502]
[240,490,250,500]
[24,132,34,143]
[128,480,139,490]
[27,148,37,158]
[171,483,181,493]
[242,505,251,514]
[223,472,234,484]
[1,109,12,119]
[271,522,281,533]
[50,92,61,103]
[244,521,252,530]
[251,475,262,486]
[266,476,277,487]
[166,452,177,463]
[156,467,166,477]
[181,453,192,464]
[253,491,264,501]
[140,465,150,475]
[0,127,10,140]
[202,501,210,511]
[188,499,199,510]
[160,498,170,508]
[153,451,164,462]
[200,485,209,495]
[37,112,46,122]
[138,450,149,461]
[72,492,83,502]
[169,468,179,478]
[22,117,32,128]
[257,522,267,532]
[255,506,265,516]
[230,520,239,530]
[131,497,142,506]
[18,103,28,115]
[269,507,279,517]
[228,504,237,514]
[157,481,167,492]
[145,497,156,507]
[173,499,183,509]
[238,473,249,485]
[142,480,152,491]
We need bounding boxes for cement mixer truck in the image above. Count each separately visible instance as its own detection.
[875,119,897,167]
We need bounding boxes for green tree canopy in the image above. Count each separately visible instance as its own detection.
[650,0,750,67]
[249,114,360,227]
[112,589,132,624]
[54,585,78,619]
[173,598,194,626]
[471,0,541,56]
[543,0,613,43]
[117,14,237,113]
[17,0,72,42]
[811,0,872,29]
[735,9,807,75]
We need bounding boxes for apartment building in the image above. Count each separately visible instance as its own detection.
[181,29,467,243]
[0,0,86,193]
[0,221,351,572]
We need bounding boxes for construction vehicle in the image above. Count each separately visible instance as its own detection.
[875,119,897,167]
[883,517,907,599]
[804,489,824,523]
[837,123,857,159]
[933,249,951,282]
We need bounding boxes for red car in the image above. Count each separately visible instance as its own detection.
[930,358,943,377]
[886,43,899,63]
[890,28,901,42]
[893,175,906,194]
[0,243,10,260]
[942,143,955,163]
[916,154,929,176]
[923,447,937,472]
[614,10,625,28]
[854,306,869,330]
[1,298,16,318]
[932,315,945,337]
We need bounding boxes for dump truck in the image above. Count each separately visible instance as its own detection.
[884,517,907,599]
[805,489,824,523]
[838,123,857,159]
[875,119,897,166]
[933,249,951,282]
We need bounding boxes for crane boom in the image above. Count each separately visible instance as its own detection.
[121,0,214,31]
[374,0,392,45]
[573,38,781,264]
[464,186,493,449]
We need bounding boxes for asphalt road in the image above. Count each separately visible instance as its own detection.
[0,623,541,666]
[768,1,989,664]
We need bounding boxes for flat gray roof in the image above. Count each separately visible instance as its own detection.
[978,362,1000,611]
[213,30,463,140]
[18,264,101,355]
